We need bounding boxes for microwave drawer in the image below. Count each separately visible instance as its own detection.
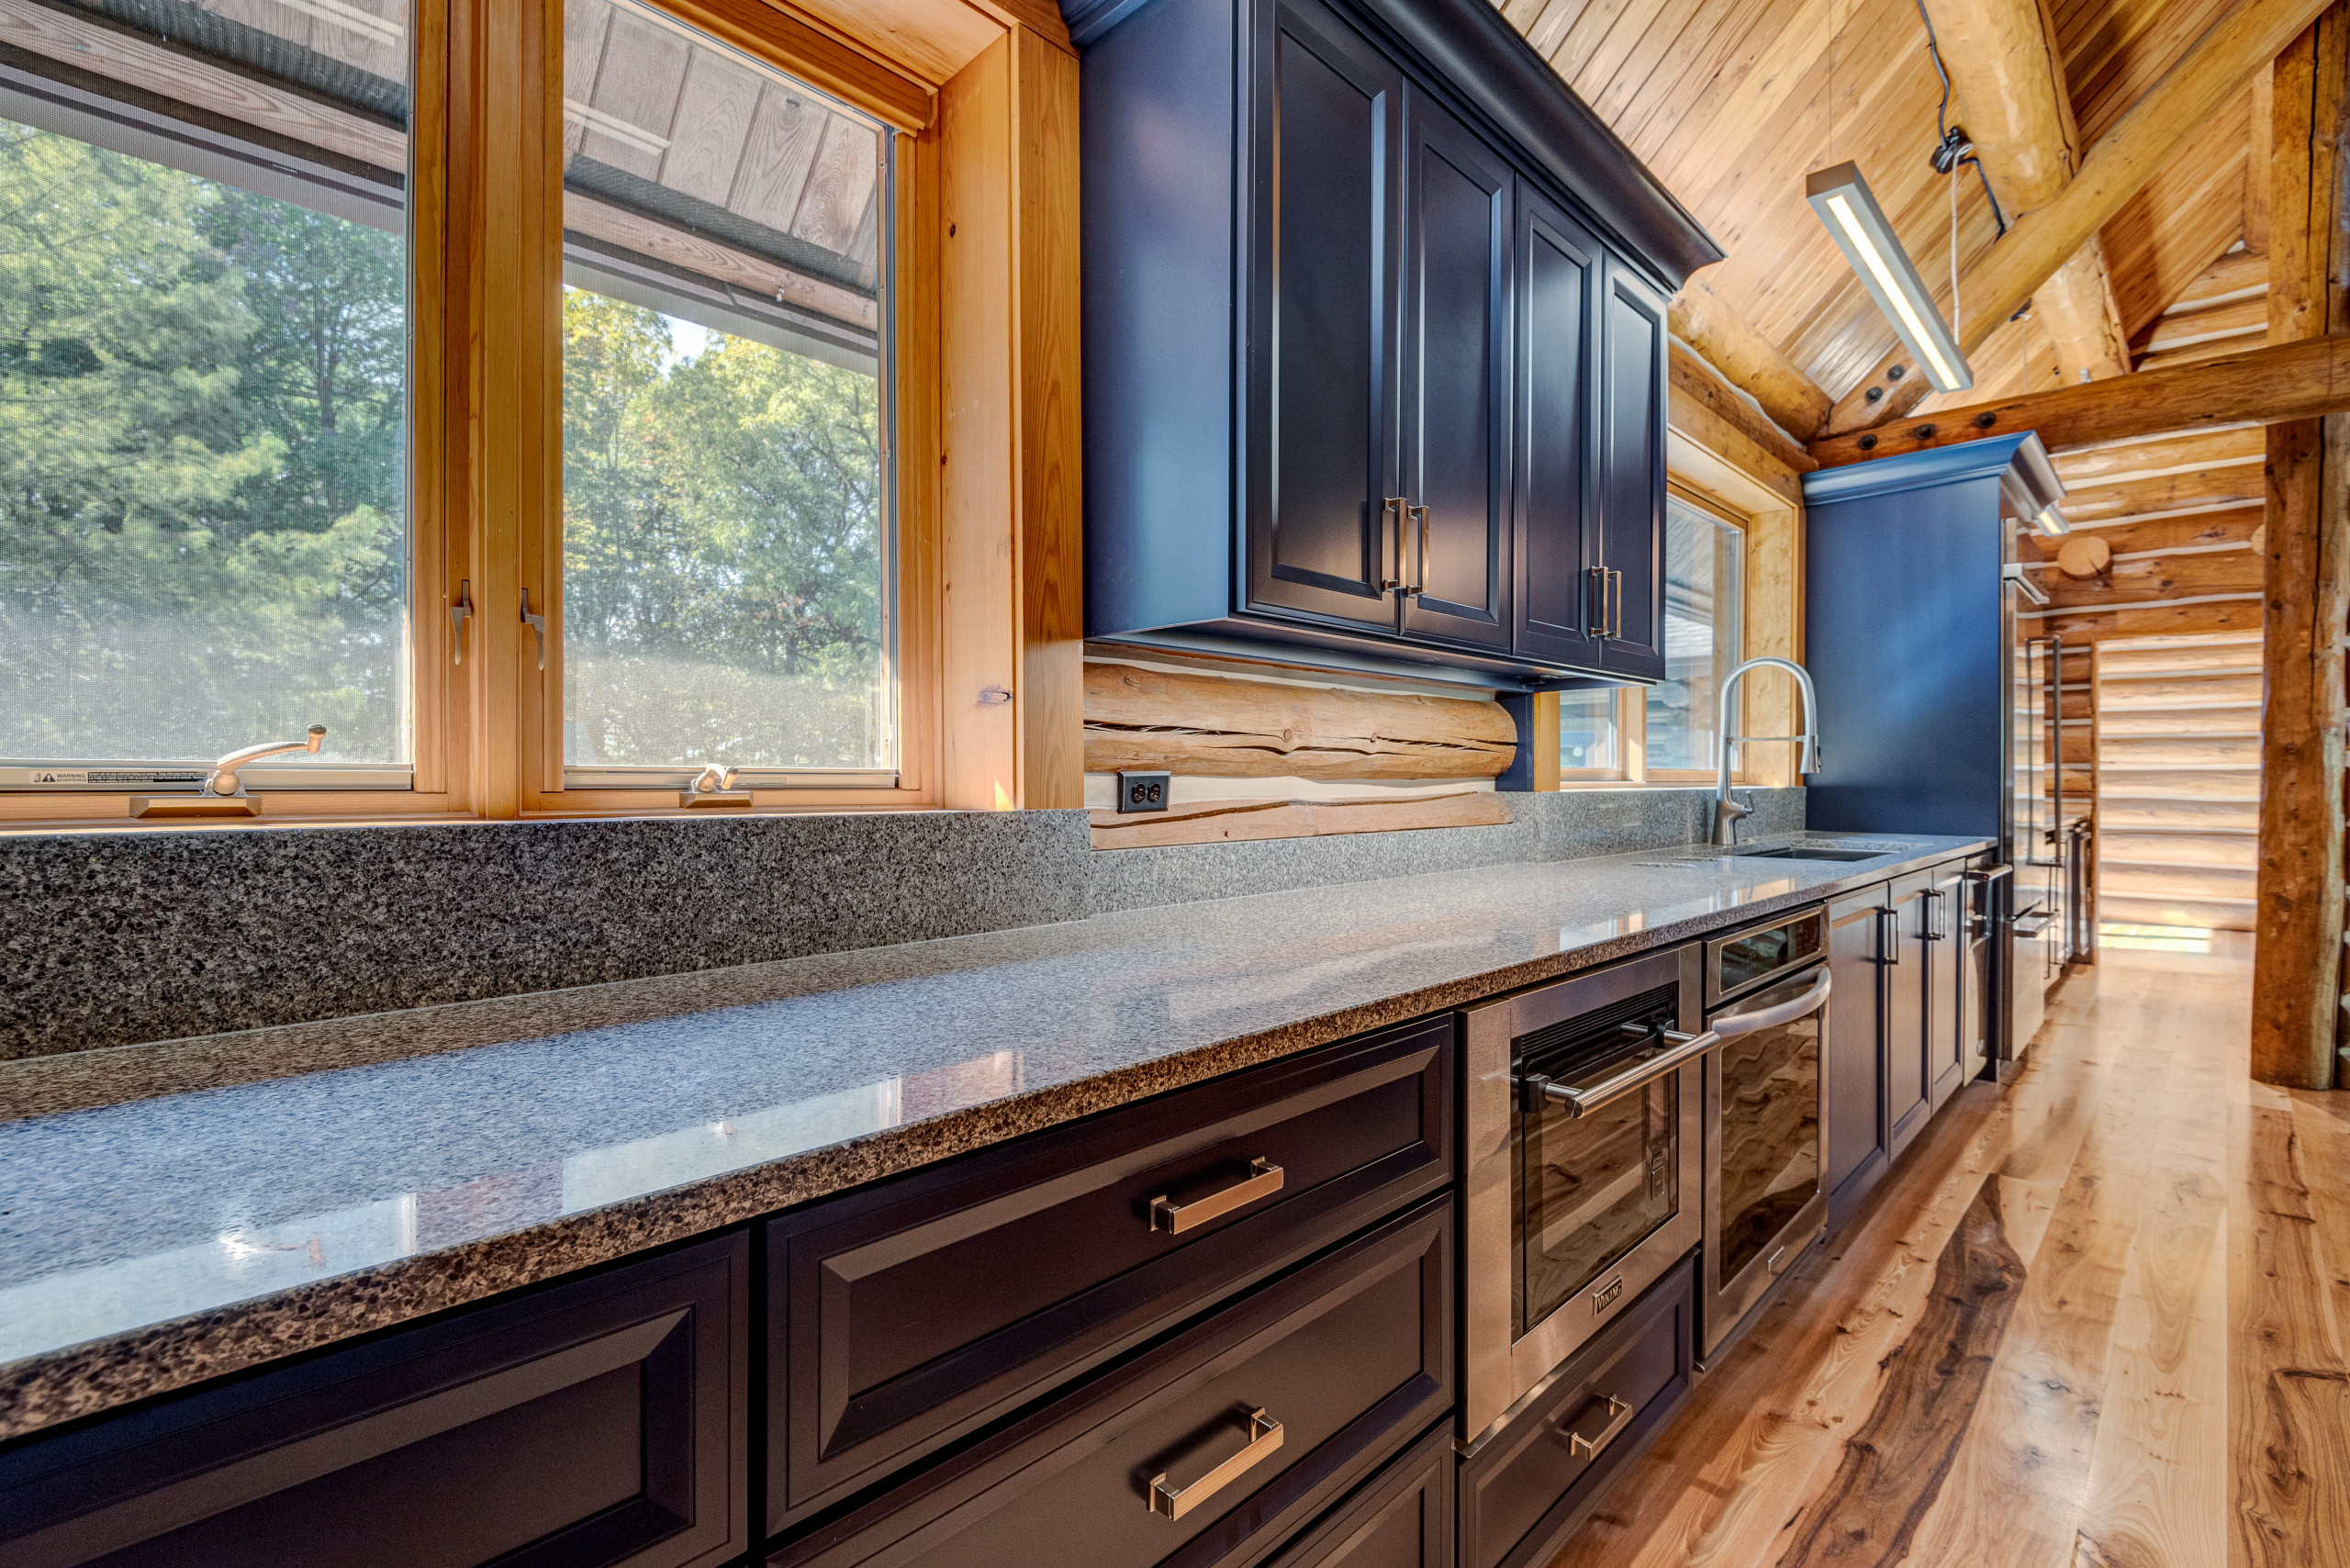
[768,1196,1453,1568]
[767,1016,1452,1528]
[1458,1258,1693,1568]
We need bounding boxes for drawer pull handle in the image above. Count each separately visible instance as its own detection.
[1149,1158,1283,1234]
[1564,1394,1634,1461]
[1147,1407,1284,1519]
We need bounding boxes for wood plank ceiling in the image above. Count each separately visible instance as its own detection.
[1497,0,2262,420]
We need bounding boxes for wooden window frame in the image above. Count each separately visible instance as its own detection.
[1553,486,1752,789]
[0,0,1082,831]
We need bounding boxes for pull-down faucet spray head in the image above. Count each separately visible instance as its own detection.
[1712,658,1822,846]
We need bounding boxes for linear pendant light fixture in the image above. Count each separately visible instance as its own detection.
[1805,162,1974,393]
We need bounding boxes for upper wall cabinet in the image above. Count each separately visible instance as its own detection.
[1067,0,1718,689]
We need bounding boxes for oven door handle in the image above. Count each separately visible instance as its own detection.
[1524,1027,1722,1118]
[1709,967,1831,1039]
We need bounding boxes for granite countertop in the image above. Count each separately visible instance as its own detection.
[0,830,1989,1441]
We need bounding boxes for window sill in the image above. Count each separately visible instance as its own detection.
[0,791,946,834]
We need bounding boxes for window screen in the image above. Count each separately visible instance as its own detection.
[0,0,410,787]
[559,0,891,784]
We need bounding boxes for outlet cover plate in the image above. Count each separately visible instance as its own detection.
[1115,771,1171,813]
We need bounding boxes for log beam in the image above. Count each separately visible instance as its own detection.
[1807,332,2350,465]
[1926,0,2131,382]
[1962,0,2327,356]
[1841,0,2327,430]
[2252,3,2350,1091]
[1666,276,1833,442]
[1667,342,1818,476]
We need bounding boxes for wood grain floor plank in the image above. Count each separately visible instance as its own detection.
[1899,1045,2167,1568]
[1773,1177,2031,1568]
[2071,1085,2229,1566]
[2230,1092,2350,1567]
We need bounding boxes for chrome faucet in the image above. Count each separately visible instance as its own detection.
[1713,658,1821,846]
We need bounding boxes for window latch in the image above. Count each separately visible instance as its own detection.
[131,726,326,819]
[682,763,752,809]
[520,588,548,672]
[450,579,474,666]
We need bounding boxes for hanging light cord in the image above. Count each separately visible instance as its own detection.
[1914,0,2009,238]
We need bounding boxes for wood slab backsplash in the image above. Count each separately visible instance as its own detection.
[1082,662,1517,848]
[1082,663,1516,780]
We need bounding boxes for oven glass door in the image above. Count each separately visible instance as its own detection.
[1714,968,1824,1282]
[1516,997,1684,1339]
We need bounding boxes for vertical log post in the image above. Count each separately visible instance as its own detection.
[2253,3,2350,1089]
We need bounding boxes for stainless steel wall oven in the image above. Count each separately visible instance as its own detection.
[1460,946,1715,1447]
[1699,908,1832,1360]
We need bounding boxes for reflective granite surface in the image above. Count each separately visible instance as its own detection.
[0,829,1986,1440]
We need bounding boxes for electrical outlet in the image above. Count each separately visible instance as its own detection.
[1115,770,1170,813]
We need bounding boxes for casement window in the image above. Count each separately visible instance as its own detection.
[558,0,895,791]
[1560,491,1748,784]
[0,0,415,799]
[0,0,1077,828]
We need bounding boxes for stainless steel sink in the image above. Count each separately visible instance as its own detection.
[1728,846,1886,862]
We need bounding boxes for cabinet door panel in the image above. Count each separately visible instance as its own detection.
[770,1200,1452,1568]
[1259,1428,1451,1568]
[767,1020,1451,1528]
[1511,183,1600,667]
[1399,91,1509,650]
[1596,261,1666,679]
[1825,888,1890,1227]
[1886,878,1932,1159]
[1247,0,1404,630]
[0,1238,748,1568]
[1926,865,1967,1112]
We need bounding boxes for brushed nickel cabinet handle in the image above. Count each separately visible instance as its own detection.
[1589,566,1609,637]
[1563,1393,1633,1460]
[1608,569,1624,639]
[1147,1408,1284,1519]
[1381,498,1408,591]
[1409,504,1429,597]
[1149,1158,1284,1234]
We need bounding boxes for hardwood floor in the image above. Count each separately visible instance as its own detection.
[1545,934,2350,1568]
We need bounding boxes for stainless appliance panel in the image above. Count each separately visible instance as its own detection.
[1704,906,1829,1006]
[1460,943,1704,1447]
[1699,962,1829,1359]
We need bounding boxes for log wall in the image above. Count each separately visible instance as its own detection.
[2095,633,2264,930]
[1080,658,1519,848]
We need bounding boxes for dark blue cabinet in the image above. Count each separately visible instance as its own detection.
[1510,182,1601,669]
[1247,0,1406,632]
[1069,0,1718,689]
[1595,260,1668,679]
[1399,89,1513,652]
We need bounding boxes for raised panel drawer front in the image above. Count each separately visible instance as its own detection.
[1269,1426,1454,1568]
[1457,1260,1691,1568]
[767,1016,1453,1528]
[0,1236,748,1568]
[768,1197,1454,1568]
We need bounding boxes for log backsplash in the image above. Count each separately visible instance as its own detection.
[1082,664,1517,780]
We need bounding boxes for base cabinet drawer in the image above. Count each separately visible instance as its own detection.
[1270,1427,1454,1568]
[770,1196,1453,1568]
[1457,1258,1692,1568]
[0,1236,748,1568]
[768,1017,1453,1527]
